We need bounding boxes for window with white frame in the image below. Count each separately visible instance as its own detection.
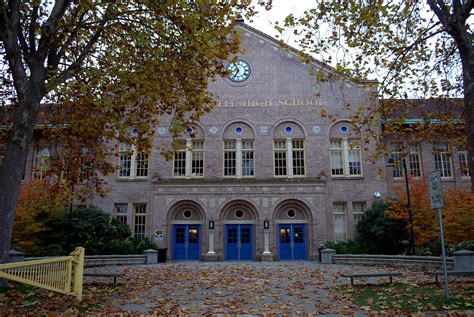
[118,144,148,179]
[224,139,254,177]
[433,143,453,178]
[459,151,470,178]
[273,139,305,177]
[133,203,146,238]
[352,201,366,233]
[32,146,51,179]
[333,202,348,242]
[330,138,362,177]
[390,143,422,179]
[173,140,204,178]
[114,203,128,225]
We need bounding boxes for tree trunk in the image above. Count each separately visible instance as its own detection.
[0,97,40,264]
[462,52,474,193]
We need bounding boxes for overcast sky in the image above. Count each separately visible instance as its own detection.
[247,1,312,47]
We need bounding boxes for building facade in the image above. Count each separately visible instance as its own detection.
[14,22,470,261]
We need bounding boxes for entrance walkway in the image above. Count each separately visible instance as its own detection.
[84,262,427,315]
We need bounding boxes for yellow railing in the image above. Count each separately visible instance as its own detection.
[0,247,84,301]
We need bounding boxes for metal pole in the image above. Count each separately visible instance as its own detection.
[437,207,449,301]
[402,158,416,255]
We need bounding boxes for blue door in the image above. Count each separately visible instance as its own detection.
[278,224,306,260]
[173,224,200,260]
[225,224,253,260]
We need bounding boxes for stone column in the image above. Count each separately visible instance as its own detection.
[143,249,158,264]
[321,248,336,264]
[204,229,218,261]
[261,229,273,261]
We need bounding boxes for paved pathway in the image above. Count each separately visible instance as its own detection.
[84,262,427,315]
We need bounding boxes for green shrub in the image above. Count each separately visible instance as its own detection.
[325,240,366,254]
[25,205,156,256]
[355,201,408,255]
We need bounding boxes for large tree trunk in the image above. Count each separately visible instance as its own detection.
[0,97,40,264]
[463,52,474,193]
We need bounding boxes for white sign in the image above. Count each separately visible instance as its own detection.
[154,229,164,241]
[429,171,444,209]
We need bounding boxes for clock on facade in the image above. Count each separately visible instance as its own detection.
[226,59,251,82]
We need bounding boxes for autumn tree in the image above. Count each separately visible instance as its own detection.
[387,177,474,248]
[279,0,473,191]
[0,0,257,264]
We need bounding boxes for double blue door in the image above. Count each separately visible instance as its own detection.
[173,224,200,260]
[279,224,306,260]
[226,224,253,260]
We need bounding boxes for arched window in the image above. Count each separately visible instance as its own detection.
[329,122,362,177]
[273,122,305,178]
[223,123,255,178]
[173,126,205,178]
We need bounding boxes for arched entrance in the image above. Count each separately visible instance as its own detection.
[219,200,259,261]
[167,200,205,260]
[273,199,312,260]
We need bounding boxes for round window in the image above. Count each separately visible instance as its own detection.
[285,126,293,134]
[340,126,348,133]
[235,127,243,135]
[132,128,139,137]
[287,209,296,218]
[235,209,244,218]
[183,210,192,219]
[186,127,193,134]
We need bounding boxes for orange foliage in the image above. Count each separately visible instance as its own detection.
[387,177,474,246]
[13,180,64,252]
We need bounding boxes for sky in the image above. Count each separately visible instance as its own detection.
[247,0,313,48]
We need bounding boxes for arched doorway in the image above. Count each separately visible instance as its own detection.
[219,200,259,261]
[167,200,205,260]
[273,199,312,260]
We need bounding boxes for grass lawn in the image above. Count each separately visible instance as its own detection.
[339,281,474,313]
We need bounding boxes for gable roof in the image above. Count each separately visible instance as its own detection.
[234,21,378,87]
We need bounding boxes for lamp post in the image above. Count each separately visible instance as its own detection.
[387,157,416,255]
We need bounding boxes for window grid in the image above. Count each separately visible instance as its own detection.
[133,204,146,238]
[191,140,204,177]
[274,140,287,176]
[135,151,149,177]
[352,202,366,232]
[434,144,453,178]
[242,140,255,177]
[408,145,422,177]
[330,140,344,176]
[330,139,362,177]
[459,152,470,177]
[118,144,132,177]
[292,139,305,176]
[348,139,362,176]
[224,140,237,176]
[173,151,186,177]
[333,202,348,242]
[390,143,403,179]
[32,147,51,180]
[114,203,128,225]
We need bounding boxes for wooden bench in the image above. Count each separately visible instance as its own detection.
[83,272,124,285]
[341,272,403,285]
[428,270,474,283]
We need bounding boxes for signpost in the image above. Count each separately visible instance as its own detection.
[428,171,449,301]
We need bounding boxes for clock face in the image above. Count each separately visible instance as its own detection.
[226,59,251,82]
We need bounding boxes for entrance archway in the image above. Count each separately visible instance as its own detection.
[273,199,312,260]
[167,200,205,260]
[219,200,259,261]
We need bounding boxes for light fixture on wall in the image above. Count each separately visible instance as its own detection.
[263,218,269,230]
[209,219,215,230]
